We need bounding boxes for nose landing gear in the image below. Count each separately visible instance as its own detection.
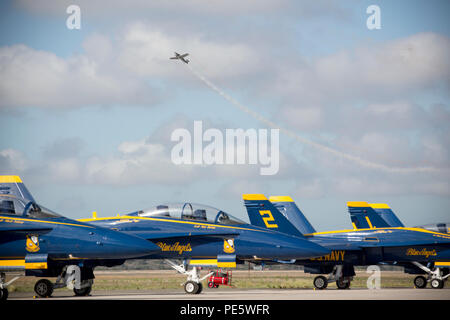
[165,259,214,294]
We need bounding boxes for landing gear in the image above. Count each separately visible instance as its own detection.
[34,279,54,298]
[313,265,353,290]
[411,262,449,289]
[184,281,203,294]
[413,276,427,289]
[430,279,444,289]
[313,276,328,290]
[0,288,8,301]
[165,259,213,295]
[33,265,94,298]
[336,278,351,289]
[73,284,93,296]
[0,272,20,301]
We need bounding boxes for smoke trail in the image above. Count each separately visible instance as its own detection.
[186,63,444,174]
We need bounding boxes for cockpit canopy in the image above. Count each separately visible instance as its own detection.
[131,202,245,226]
[0,195,62,219]
[415,223,449,234]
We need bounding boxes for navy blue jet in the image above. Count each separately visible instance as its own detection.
[348,202,450,288]
[349,202,449,234]
[0,176,160,300]
[80,194,330,294]
[243,195,450,290]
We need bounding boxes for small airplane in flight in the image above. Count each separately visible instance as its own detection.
[170,52,189,64]
[0,176,159,300]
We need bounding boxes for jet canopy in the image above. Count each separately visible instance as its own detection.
[0,195,62,219]
[415,223,449,234]
[132,202,246,226]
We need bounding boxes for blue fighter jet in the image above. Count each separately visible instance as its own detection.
[80,194,330,294]
[349,202,449,234]
[243,195,450,290]
[0,176,160,300]
[348,202,450,288]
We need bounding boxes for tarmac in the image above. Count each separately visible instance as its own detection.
[8,287,450,300]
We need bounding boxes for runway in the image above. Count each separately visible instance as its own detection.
[8,287,450,300]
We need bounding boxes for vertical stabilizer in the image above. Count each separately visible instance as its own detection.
[242,194,304,237]
[0,175,35,202]
[269,196,316,234]
[347,201,390,229]
[369,203,404,228]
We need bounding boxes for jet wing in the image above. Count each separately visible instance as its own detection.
[179,53,189,58]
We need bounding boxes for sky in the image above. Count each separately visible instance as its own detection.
[0,0,449,230]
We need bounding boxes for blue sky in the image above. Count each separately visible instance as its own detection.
[0,0,449,229]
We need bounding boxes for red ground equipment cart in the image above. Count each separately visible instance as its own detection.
[207,269,232,288]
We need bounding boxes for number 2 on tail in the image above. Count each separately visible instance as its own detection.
[259,210,278,228]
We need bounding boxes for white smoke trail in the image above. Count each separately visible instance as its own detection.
[186,63,444,174]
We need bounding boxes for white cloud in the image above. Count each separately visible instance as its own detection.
[85,139,196,185]
[274,33,450,105]
[0,149,28,172]
[0,44,153,109]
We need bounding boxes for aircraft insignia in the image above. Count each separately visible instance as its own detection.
[223,239,235,253]
[26,235,40,252]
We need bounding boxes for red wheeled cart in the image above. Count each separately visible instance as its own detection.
[207,269,232,288]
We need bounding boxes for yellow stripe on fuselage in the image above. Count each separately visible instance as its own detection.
[25,262,47,269]
[0,215,94,228]
[0,259,25,267]
[190,259,218,265]
[0,259,45,270]
[78,215,269,233]
[218,262,236,268]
